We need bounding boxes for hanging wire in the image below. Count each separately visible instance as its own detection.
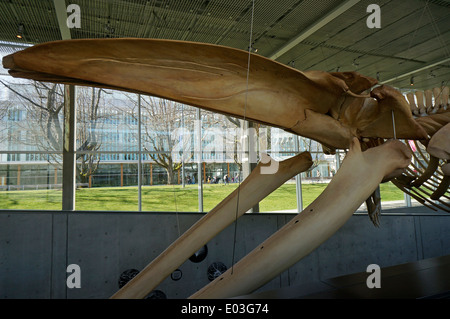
[425,2,450,58]
[399,0,450,212]
[391,110,397,140]
[424,2,449,98]
[231,0,256,275]
[405,0,449,89]
[172,181,181,238]
[172,112,181,239]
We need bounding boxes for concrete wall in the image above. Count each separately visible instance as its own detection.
[1,206,449,299]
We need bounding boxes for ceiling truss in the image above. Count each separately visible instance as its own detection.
[0,0,448,90]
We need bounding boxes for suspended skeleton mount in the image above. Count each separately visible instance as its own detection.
[2,39,449,299]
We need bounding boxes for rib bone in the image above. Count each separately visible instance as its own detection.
[406,92,418,115]
[424,89,433,113]
[190,139,412,299]
[442,86,449,109]
[426,123,450,200]
[405,86,450,118]
[432,87,443,114]
[415,90,427,115]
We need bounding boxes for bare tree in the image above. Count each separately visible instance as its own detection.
[123,95,197,185]
[0,80,106,184]
[221,116,270,175]
[225,116,245,172]
[0,80,64,162]
[76,86,107,184]
[0,94,14,143]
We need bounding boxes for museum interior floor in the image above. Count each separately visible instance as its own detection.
[238,255,450,299]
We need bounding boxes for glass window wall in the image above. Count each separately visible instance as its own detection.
[0,63,409,214]
[0,73,63,210]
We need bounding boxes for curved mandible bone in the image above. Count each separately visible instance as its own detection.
[2,38,376,152]
[111,152,312,299]
[2,39,382,151]
[189,139,412,299]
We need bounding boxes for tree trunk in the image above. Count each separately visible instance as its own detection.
[165,166,177,185]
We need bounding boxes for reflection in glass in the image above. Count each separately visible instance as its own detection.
[0,78,65,210]
[0,157,62,210]
[0,79,64,153]
[0,79,407,213]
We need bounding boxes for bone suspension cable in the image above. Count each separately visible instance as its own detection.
[391,110,397,140]
[232,0,256,275]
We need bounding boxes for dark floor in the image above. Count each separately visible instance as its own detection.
[238,255,450,299]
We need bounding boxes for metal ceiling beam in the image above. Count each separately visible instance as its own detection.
[53,1,74,211]
[0,41,33,50]
[380,56,450,85]
[268,0,361,60]
[53,0,72,40]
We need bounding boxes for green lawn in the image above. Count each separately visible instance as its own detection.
[0,182,405,212]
